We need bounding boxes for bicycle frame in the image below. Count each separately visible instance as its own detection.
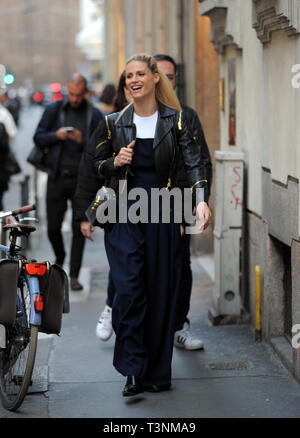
[25,274,43,326]
[0,203,50,411]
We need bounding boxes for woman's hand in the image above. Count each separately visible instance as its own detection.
[114,140,135,168]
[80,221,95,241]
[196,202,212,232]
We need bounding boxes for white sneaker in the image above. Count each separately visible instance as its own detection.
[95,305,113,341]
[174,323,204,350]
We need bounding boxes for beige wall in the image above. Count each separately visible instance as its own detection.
[122,0,181,61]
[195,13,219,161]
[103,0,125,84]
[105,0,205,111]
[237,0,299,217]
[204,0,300,222]
[194,10,220,250]
[262,31,298,182]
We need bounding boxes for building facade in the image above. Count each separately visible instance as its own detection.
[200,0,300,380]
[0,0,85,91]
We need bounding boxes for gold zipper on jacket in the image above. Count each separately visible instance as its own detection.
[96,116,112,148]
[97,161,105,176]
[105,116,112,139]
[96,140,106,149]
[178,111,182,130]
[191,179,208,192]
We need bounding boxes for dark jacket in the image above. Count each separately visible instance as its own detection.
[74,130,104,221]
[74,102,212,222]
[33,99,103,180]
[0,122,10,192]
[180,104,212,198]
[94,102,210,198]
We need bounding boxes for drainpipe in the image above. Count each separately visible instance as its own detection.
[255,265,262,342]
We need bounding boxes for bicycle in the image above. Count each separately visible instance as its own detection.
[0,204,64,411]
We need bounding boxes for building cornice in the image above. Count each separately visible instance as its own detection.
[252,0,300,43]
[199,0,242,54]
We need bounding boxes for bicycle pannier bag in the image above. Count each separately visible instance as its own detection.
[0,259,20,327]
[39,264,69,335]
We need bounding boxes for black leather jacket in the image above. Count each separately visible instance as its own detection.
[92,102,211,204]
[181,104,212,197]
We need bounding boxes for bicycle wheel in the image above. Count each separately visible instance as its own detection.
[0,277,39,411]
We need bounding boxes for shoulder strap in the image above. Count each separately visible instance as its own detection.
[104,112,122,140]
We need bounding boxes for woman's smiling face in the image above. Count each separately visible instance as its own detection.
[125,61,159,101]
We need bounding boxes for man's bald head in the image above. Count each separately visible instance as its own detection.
[68,74,88,90]
[67,74,88,108]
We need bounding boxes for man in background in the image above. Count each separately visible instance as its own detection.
[33,74,103,290]
[154,54,212,351]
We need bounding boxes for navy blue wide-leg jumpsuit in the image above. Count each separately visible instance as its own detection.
[104,138,182,387]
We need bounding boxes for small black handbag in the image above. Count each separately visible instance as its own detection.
[85,185,116,228]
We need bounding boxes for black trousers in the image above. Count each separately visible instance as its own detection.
[106,271,115,308]
[105,221,182,386]
[174,233,192,331]
[106,233,192,332]
[46,176,85,278]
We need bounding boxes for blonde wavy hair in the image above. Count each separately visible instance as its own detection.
[126,53,182,111]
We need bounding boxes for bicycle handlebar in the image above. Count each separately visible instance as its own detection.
[12,204,36,216]
[0,204,36,219]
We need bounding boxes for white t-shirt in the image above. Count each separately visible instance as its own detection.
[133,111,158,139]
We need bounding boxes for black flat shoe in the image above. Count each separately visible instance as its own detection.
[144,383,172,393]
[122,376,144,397]
[70,277,83,291]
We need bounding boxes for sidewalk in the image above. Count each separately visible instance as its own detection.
[1,212,300,418]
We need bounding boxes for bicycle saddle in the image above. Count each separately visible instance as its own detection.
[3,223,36,235]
